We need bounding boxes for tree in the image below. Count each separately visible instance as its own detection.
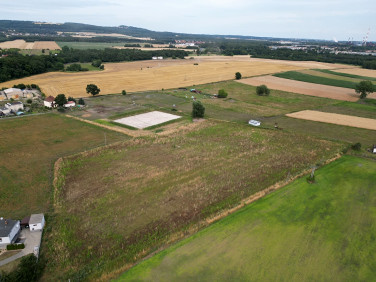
[78,98,85,105]
[355,80,374,99]
[86,84,100,96]
[68,96,76,103]
[122,90,126,95]
[54,94,67,107]
[256,85,270,96]
[192,101,205,118]
[218,89,228,98]
[235,72,242,80]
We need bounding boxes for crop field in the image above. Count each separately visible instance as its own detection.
[314,69,376,81]
[274,70,376,89]
[334,67,376,78]
[0,39,61,50]
[238,75,363,101]
[0,114,127,219]
[44,121,342,280]
[119,155,376,281]
[0,56,349,98]
[286,110,376,131]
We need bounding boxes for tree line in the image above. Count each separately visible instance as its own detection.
[0,47,188,83]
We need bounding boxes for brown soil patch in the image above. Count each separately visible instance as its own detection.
[286,110,376,130]
[238,75,360,101]
[0,40,61,50]
[333,67,376,78]
[0,56,351,98]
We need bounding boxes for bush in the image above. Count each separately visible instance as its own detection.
[66,63,82,72]
[351,142,362,151]
[6,243,25,250]
[0,254,45,282]
[235,72,242,80]
[27,99,32,104]
[91,59,102,68]
[218,89,228,98]
[122,90,126,95]
[78,98,85,105]
[192,101,205,118]
[256,85,270,96]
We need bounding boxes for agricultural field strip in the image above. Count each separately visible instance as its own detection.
[0,56,352,98]
[286,110,376,130]
[118,156,376,281]
[332,67,376,78]
[0,39,61,50]
[237,75,362,101]
[315,69,376,81]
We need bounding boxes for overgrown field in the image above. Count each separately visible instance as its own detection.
[0,114,127,218]
[119,155,376,281]
[57,42,128,50]
[45,121,342,280]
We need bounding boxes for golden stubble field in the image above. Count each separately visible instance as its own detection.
[0,56,352,98]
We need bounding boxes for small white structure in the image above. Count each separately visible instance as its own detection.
[5,101,24,112]
[157,56,163,60]
[248,120,261,127]
[44,96,55,108]
[0,107,11,115]
[29,214,45,232]
[152,56,158,60]
[64,101,76,108]
[373,145,376,154]
[0,218,20,247]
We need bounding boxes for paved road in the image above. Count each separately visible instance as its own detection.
[0,229,42,266]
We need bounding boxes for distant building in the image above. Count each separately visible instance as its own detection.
[5,101,24,112]
[64,101,75,108]
[29,214,45,232]
[44,96,55,108]
[157,56,163,60]
[0,107,11,116]
[152,56,158,60]
[373,145,376,154]
[0,91,6,101]
[0,218,20,248]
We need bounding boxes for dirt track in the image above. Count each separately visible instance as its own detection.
[238,75,362,101]
[286,110,376,130]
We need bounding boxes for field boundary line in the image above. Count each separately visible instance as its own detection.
[102,153,342,281]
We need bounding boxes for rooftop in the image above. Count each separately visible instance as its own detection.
[29,214,44,225]
[45,96,55,103]
[0,218,19,237]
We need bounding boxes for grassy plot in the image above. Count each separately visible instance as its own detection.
[57,42,128,50]
[0,114,127,218]
[274,71,358,89]
[119,155,376,281]
[44,121,342,281]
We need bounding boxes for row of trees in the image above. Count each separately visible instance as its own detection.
[0,47,189,83]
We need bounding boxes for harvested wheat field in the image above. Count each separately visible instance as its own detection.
[0,56,351,98]
[0,39,61,50]
[286,110,376,130]
[332,67,376,78]
[238,75,362,101]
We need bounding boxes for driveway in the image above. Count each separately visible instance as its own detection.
[0,228,42,266]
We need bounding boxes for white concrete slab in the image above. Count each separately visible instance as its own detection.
[115,111,181,129]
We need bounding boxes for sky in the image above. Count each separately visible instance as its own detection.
[1,0,376,41]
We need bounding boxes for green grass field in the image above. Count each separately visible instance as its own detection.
[43,121,342,280]
[57,42,128,50]
[274,71,358,89]
[119,155,376,281]
[0,114,127,218]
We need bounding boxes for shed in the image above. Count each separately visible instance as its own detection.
[29,214,45,231]
[20,216,30,228]
[373,145,376,154]
[5,101,24,112]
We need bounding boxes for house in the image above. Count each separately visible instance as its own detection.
[29,214,45,231]
[152,56,158,60]
[0,218,20,248]
[157,56,163,60]
[44,96,55,108]
[64,101,76,108]
[0,91,6,101]
[4,88,23,100]
[5,101,24,113]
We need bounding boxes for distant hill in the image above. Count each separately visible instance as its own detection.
[0,20,284,42]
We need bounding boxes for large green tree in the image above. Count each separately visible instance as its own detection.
[192,101,205,118]
[54,94,67,107]
[86,84,100,96]
[355,80,374,99]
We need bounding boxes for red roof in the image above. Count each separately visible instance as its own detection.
[45,96,55,103]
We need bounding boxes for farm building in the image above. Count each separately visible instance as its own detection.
[29,214,45,231]
[64,101,76,108]
[20,216,30,228]
[0,91,6,101]
[0,107,11,116]
[5,101,24,112]
[44,96,55,108]
[4,88,23,100]
[373,145,376,154]
[0,218,20,248]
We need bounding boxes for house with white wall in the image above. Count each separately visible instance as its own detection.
[0,218,20,248]
[5,101,24,113]
[44,96,55,108]
[29,214,45,232]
